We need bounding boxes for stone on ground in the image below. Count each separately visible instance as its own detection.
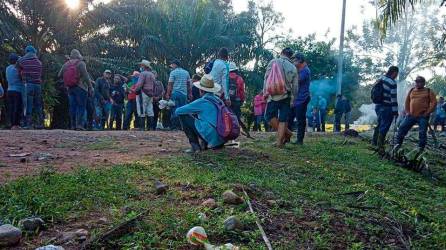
[223,216,242,231]
[19,217,45,232]
[0,224,22,247]
[57,229,88,244]
[35,245,65,250]
[222,190,243,205]
[154,180,168,195]
[201,198,217,209]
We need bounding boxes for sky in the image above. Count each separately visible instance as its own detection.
[232,0,377,39]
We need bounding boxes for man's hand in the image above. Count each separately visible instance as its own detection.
[225,99,231,107]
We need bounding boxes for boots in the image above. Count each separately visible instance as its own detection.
[377,134,386,155]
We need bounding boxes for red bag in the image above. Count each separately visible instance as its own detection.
[63,59,80,87]
[264,61,286,96]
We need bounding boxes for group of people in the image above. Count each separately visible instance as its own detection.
[372,66,445,154]
[1,45,445,153]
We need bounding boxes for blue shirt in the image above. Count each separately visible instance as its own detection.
[168,67,190,96]
[175,93,225,147]
[318,97,327,110]
[210,59,229,99]
[436,102,446,118]
[294,65,311,106]
[6,65,23,92]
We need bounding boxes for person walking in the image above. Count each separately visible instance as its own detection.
[210,48,230,107]
[152,71,165,130]
[95,69,113,129]
[165,59,191,130]
[253,91,267,131]
[292,52,311,145]
[228,62,245,120]
[17,45,43,129]
[123,71,140,130]
[371,66,399,153]
[433,96,445,132]
[136,59,156,130]
[334,95,344,132]
[5,53,24,129]
[175,74,225,153]
[58,49,93,130]
[263,48,298,147]
[394,76,437,152]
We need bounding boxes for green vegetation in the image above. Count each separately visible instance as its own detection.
[1,135,445,249]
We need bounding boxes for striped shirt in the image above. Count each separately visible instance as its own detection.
[168,68,190,96]
[380,76,398,113]
[17,53,42,84]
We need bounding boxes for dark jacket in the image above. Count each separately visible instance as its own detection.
[110,84,125,105]
[96,77,112,101]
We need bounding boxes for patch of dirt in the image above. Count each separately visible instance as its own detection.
[0,130,189,184]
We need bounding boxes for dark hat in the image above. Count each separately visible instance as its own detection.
[8,53,19,63]
[293,52,305,63]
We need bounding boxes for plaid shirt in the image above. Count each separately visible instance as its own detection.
[17,53,42,84]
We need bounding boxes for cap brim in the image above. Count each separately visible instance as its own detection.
[193,81,221,93]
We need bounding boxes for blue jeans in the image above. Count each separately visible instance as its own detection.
[295,97,310,143]
[25,83,44,127]
[98,101,112,129]
[123,100,138,130]
[375,105,395,136]
[171,91,188,129]
[397,115,429,148]
[68,86,87,129]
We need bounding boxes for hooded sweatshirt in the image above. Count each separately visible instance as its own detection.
[58,49,92,92]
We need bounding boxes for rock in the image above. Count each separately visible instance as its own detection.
[201,198,217,209]
[35,245,65,250]
[37,153,54,161]
[154,181,168,195]
[0,224,22,247]
[20,157,27,163]
[223,216,242,231]
[198,213,207,222]
[98,217,108,224]
[222,190,243,205]
[19,217,45,232]
[58,229,88,244]
[263,191,275,199]
[266,200,277,206]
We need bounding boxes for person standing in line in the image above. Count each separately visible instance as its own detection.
[135,59,156,130]
[263,48,298,147]
[58,49,93,130]
[210,48,230,107]
[152,71,165,130]
[292,52,311,145]
[123,71,140,130]
[433,96,445,132]
[343,95,352,131]
[318,96,327,132]
[5,53,24,129]
[253,91,268,131]
[394,76,437,152]
[17,45,43,129]
[334,94,344,132]
[165,59,191,130]
[109,75,126,130]
[228,62,246,120]
[95,69,113,129]
[371,66,399,153]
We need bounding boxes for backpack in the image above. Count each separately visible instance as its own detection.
[264,60,286,96]
[204,59,215,74]
[204,96,240,141]
[63,60,80,87]
[371,80,384,104]
[228,75,238,100]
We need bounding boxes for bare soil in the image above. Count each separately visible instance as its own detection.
[0,129,189,183]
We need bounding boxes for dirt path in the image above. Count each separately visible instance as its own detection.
[0,130,189,183]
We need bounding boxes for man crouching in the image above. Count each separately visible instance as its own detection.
[175,74,225,153]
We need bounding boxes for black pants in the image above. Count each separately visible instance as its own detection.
[7,91,23,127]
[295,97,310,143]
[288,107,297,131]
[86,96,95,130]
[178,115,206,147]
[152,101,160,130]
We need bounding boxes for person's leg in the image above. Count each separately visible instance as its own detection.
[372,105,382,146]
[334,113,341,132]
[345,112,351,131]
[33,84,44,129]
[277,98,292,146]
[295,100,309,144]
[75,87,88,130]
[254,115,261,132]
[86,97,94,130]
[25,84,35,128]
[116,104,123,130]
[418,117,429,149]
[147,96,154,130]
[152,101,160,130]
[320,109,326,132]
[178,114,201,151]
[109,105,116,130]
[123,101,132,130]
[396,116,417,146]
[287,107,296,131]
[379,107,394,139]
[67,88,76,130]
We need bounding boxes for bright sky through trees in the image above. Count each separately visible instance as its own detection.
[65,0,80,9]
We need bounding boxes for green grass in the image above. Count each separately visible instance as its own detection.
[0,135,445,249]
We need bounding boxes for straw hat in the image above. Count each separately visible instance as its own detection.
[193,74,221,93]
[139,59,151,68]
[229,61,238,72]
